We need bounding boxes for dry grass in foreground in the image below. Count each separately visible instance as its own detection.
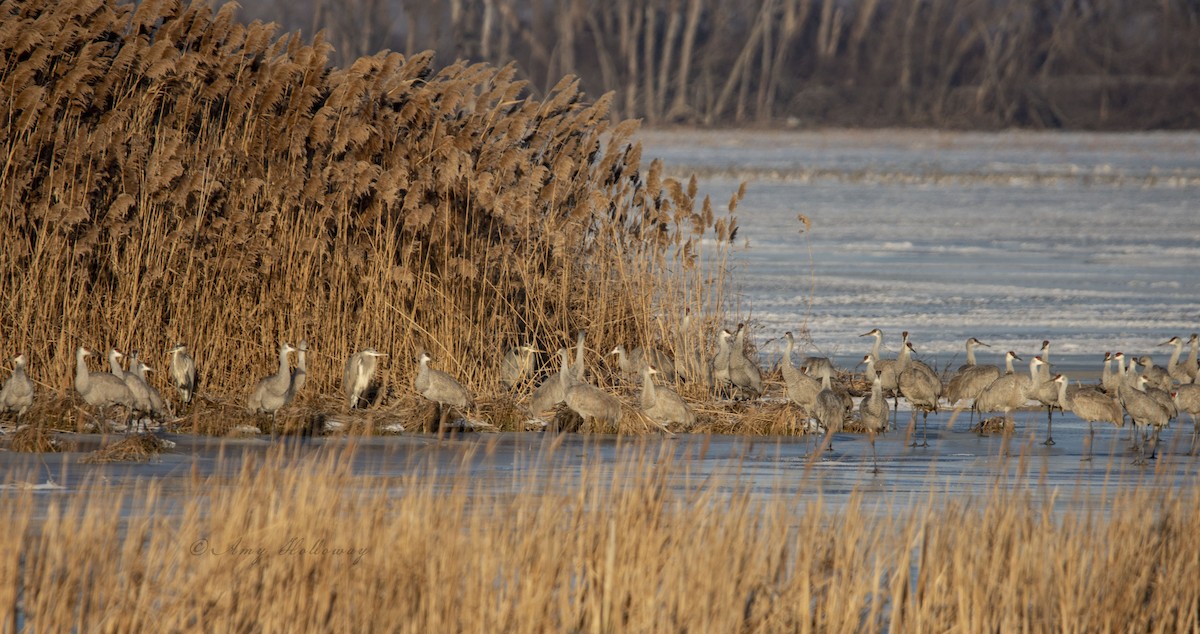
[2,442,1197,631]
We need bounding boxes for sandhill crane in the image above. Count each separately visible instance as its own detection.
[110,349,159,428]
[1101,352,1119,395]
[500,345,537,391]
[900,332,938,379]
[1036,340,1052,384]
[975,355,1041,432]
[802,356,835,379]
[415,351,473,433]
[572,331,587,382]
[677,309,713,387]
[1119,374,1171,463]
[1161,337,1192,385]
[955,337,991,373]
[713,329,733,392]
[1055,374,1123,461]
[1184,333,1199,382]
[1030,364,1066,446]
[529,347,569,417]
[167,343,196,408]
[727,324,762,397]
[562,349,622,428]
[0,354,35,420]
[781,332,821,411]
[1139,355,1172,391]
[247,342,297,419]
[860,370,889,473]
[813,366,847,452]
[75,346,134,427]
[289,340,309,398]
[1172,383,1200,454]
[640,364,694,429]
[129,351,168,419]
[344,347,386,408]
[946,346,1003,428]
[899,345,942,448]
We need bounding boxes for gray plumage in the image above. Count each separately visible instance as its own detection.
[344,347,386,408]
[129,352,168,418]
[1172,383,1200,454]
[781,332,821,410]
[1119,374,1172,462]
[611,344,677,383]
[712,329,733,390]
[1101,352,1120,395]
[167,343,196,408]
[813,367,847,434]
[247,342,297,416]
[975,354,1041,427]
[724,325,762,397]
[529,348,569,415]
[802,356,835,379]
[640,364,694,428]
[1161,337,1192,385]
[859,370,889,473]
[946,349,1002,426]
[1057,374,1122,461]
[500,345,537,390]
[0,354,35,419]
[562,349,621,427]
[1183,333,1199,382]
[415,351,473,430]
[954,337,991,373]
[1036,340,1052,384]
[289,340,308,398]
[899,345,942,448]
[109,349,159,423]
[75,346,134,417]
[572,331,587,382]
[677,309,713,387]
[1138,355,1172,392]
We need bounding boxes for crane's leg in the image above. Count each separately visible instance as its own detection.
[870,433,880,474]
[1190,415,1199,456]
[1043,407,1056,445]
[1082,423,1094,461]
[920,410,930,447]
[906,409,919,447]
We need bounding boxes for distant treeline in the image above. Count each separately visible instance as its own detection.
[236,0,1200,130]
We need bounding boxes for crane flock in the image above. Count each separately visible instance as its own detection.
[2,327,1198,466]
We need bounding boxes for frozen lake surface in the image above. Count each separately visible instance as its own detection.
[640,128,1200,378]
[5,129,1199,511]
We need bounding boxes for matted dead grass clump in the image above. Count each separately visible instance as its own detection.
[80,433,169,464]
[7,425,63,453]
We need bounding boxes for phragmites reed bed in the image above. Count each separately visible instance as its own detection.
[0,0,741,409]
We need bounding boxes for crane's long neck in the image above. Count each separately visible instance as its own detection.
[573,333,585,381]
[1057,377,1069,407]
[1188,337,1199,368]
[820,371,832,391]
[869,333,881,360]
[871,374,883,401]
[1101,356,1113,384]
[783,336,795,368]
[277,346,291,380]
[965,341,977,366]
[108,351,124,378]
[864,356,876,377]
[897,343,912,371]
[1028,359,1040,386]
[75,350,90,386]
[559,350,572,390]
[1004,354,1015,375]
[1167,341,1183,369]
[641,367,657,402]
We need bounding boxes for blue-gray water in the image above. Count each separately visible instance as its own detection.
[4,129,1199,513]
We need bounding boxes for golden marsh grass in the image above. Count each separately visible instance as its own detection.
[0,0,743,417]
[2,440,1198,631]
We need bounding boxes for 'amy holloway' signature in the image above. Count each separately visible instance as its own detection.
[190,537,368,566]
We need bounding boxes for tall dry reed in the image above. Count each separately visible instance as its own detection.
[1,440,1197,631]
[0,0,741,412]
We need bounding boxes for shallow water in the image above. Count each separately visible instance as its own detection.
[5,129,1199,513]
